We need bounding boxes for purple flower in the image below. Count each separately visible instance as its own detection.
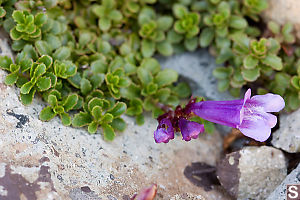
[190,89,285,142]
[178,118,204,141]
[154,118,174,143]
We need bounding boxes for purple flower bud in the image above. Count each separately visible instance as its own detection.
[190,89,285,142]
[178,118,204,141]
[154,118,174,143]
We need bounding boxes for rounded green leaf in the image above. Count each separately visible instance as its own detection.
[39,106,56,121]
[20,89,36,105]
[88,121,98,134]
[92,106,102,120]
[37,77,51,91]
[0,56,12,70]
[20,81,34,94]
[35,13,47,26]
[108,102,127,117]
[241,67,260,82]
[72,112,92,127]
[199,27,214,47]
[243,55,259,69]
[261,54,283,71]
[60,112,71,126]
[53,46,71,61]
[80,78,92,95]
[229,16,247,29]
[5,73,18,85]
[157,41,173,56]
[141,39,155,58]
[98,17,111,31]
[154,68,178,87]
[291,76,300,90]
[102,124,115,141]
[111,118,126,132]
[63,94,78,112]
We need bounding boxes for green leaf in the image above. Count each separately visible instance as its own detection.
[53,46,71,61]
[261,54,283,70]
[10,28,22,40]
[44,34,61,51]
[101,113,114,124]
[267,38,281,54]
[63,94,78,112]
[0,7,6,18]
[37,55,53,69]
[291,76,300,90]
[184,37,198,52]
[203,120,215,134]
[12,10,25,24]
[80,78,92,95]
[157,41,173,56]
[120,84,141,100]
[267,21,280,34]
[20,81,34,94]
[60,112,71,126]
[243,55,259,69]
[199,27,214,47]
[36,77,51,91]
[91,60,107,74]
[102,124,115,141]
[173,4,187,19]
[0,56,12,70]
[108,102,127,117]
[35,13,47,26]
[241,67,260,82]
[72,112,92,127]
[217,79,230,92]
[35,40,51,56]
[157,16,173,31]
[98,17,111,31]
[229,15,247,29]
[140,58,161,75]
[92,106,102,120]
[108,10,123,22]
[111,118,126,132]
[137,67,153,85]
[48,94,58,107]
[20,89,35,105]
[154,69,178,87]
[39,106,56,121]
[173,82,191,98]
[5,73,18,85]
[136,114,145,125]
[141,39,155,58]
[167,30,183,44]
[88,121,98,134]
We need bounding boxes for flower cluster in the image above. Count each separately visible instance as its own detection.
[154,89,285,143]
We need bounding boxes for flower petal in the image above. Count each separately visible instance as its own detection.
[154,118,174,143]
[178,118,204,141]
[238,117,271,142]
[154,128,171,143]
[250,93,285,112]
[191,100,243,128]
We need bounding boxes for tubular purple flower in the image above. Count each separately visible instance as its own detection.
[178,118,204,141]
[154,118,174,143]
[189,89,285,142]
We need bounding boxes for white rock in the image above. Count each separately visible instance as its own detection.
[217,146,287,200]
[271,109,300,153]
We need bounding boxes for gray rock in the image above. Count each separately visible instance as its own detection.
[0,38,229,199]
[271,109,300,153]
[157,49,233,101]
[157,50,234,134]
[266,163,300,200]
[217,146,287,200]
